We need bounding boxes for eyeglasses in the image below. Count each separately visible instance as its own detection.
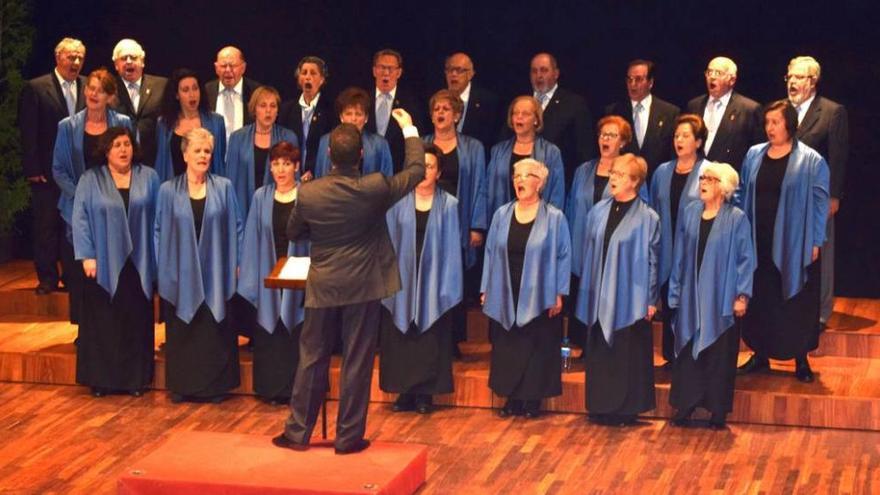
[698,175,721,183]
[625,76,648,84]
[374,64,400,73]
[216,63,242,70]
[445,67,472,75]
[784,74,812,83]
[512,173,540,181]
[599,132,620,140]
[705,69,727,78]
[117,54,142,62]
[609,170,630,178]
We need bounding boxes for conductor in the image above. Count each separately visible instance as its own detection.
[273,109,425,454]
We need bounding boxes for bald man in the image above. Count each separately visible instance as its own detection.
[686,56,762,171]
[204,46,262,138]
[444,52,501,151]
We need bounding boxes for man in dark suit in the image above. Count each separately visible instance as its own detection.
[366,49,425,172]
[18,37,85,295]
[687,56,763,171]
[605,59,680,178]
[274,109,425,454]
[444,52,502,151]
[530,52,595,184]
[203,46,261,139]
[786,55,849,326]
[279,56,334,180]
[109,39,167,167]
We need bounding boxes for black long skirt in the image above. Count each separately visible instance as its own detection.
[669,321,740,415]
[566,275,588,350]
[743,260,821,360]
[489,312,562,400]
[76,260,154,391]
[252,321,301,400]
[379,308,454,394]
[585,320,655,415]
[163,301,240,397]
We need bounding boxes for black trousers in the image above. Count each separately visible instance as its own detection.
[30,183,64,288]
[284,300,380,450]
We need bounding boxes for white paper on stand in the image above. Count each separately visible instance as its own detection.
[278,256,311,280]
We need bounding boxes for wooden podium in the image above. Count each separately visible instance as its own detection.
[265,258,307,290]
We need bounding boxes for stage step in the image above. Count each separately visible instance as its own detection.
[1,317,879,431]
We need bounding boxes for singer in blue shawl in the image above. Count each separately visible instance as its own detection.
[225,86,299,218]
[154,68,227,182]
[314,87,393,178]
[423,90,488,355]
[574,153,659,426]
[487,96,565,216]
[52,69,133,325]
[380,146,462,414]
[481,159,570,420]
[667,162,755,429]
[72,127,158,397]
[238,142,307,404]
[649,114,707,367]
[155,128,243,403]
[566,116,632,350]
[735,101,829,383]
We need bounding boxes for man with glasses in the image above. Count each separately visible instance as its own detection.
[686,56,762,171]
[605,59,680,179]
[366,49,425,172]
[110,39,167,166]
[529,52,594,185]
[204,46,262,139]
[785,56,848,330]
[18,37,86,297]
[444,52,501,151]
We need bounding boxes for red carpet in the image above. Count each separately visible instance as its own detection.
[117,431,427,494]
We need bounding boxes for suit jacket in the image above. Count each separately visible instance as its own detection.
[203,77,262,127]
[538,86,595,184]
[111,73,167,166]
[287,136,426,308]
[605,95,680,177]
[279,92,335,176]
[687,92,763,170]
[18,72,85,180]
[366,85,426,173]
[459,84,503,152]
[796,95,848,198]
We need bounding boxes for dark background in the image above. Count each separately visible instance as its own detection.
[20,0,879,296]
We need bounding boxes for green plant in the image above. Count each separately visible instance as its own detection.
[0,0,34,235]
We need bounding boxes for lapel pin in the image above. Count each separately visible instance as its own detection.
[730,114,736,121]
[475,102,480,108]
[658,120,664,127]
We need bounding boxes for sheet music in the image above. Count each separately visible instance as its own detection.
[278,256,310,280]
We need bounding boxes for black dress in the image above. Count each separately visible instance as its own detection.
[83,132,104,169]
[253,145,269,190]
[669,216,740,416]
[437,147,460,197]
[585,197,656,416]
[251,198,300,401]
[743,153,821,360]
[489,212,562,401]
[660,170,691,363]
[163,196,240,399]
[380,208,454,395]
[76,187,155,393]
[170,133,187,177]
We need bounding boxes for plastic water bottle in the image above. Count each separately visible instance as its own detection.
[561,337,572,372]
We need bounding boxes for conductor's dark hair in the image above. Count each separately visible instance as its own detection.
[329,123,363,169]
[764,99,798,140]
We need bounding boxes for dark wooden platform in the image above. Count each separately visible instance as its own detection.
[2,260,879,431]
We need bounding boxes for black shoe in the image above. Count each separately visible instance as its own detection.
[588,413,610,425]
[795,358,815,383]
[35,284,54,295]
[617,414,638,426]
[392,393,416,412]
[737,354,770,375]
[415,395,433,414]
[170,393,185,403]
[90,387,105,398]
[129,389,144,397]
[335,439,370,455]
[708,413,727,430]
[272,434,309,451]
[670,407,694,427]
[523,400,541,419]
[498,399,522,418]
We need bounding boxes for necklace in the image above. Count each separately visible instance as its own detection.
[255,128,271,135]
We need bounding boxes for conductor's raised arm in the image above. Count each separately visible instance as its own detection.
[387,108,426,205]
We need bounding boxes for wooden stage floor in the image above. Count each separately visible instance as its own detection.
[2,259,880,431]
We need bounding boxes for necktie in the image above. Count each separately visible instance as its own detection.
[796,104,806,126]
[457,99,468,133]
[301,103,314,165]
[377,93,391,136]
[223,87,236,132]
[705,98,722,153]
[128,82,140,113]
[634,102,645,149]
[63,80,76,117]
[536,92,548,109]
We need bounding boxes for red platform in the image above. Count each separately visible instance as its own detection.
[117,431,427,495]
